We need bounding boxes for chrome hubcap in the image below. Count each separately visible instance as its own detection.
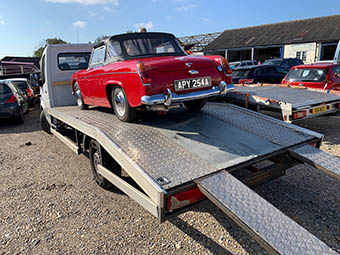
[75,87,82,107]
[115,91,126,116]
[93,149,103,181]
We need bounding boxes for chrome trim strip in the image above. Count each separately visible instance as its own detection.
[141,82,235,106]
[79,71,137,80]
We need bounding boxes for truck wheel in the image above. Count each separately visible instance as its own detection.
[111,87,137,122]
[184,98,207,111]
[14,108,24,124]
[74,82,88,110]
[89,140,112,189]
[40,110,51,134]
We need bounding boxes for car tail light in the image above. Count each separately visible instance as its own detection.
[166,187,205,212]
[293,110,307,120]
[27,87,33,97]
[6,95,17,103]
[239,79,254,84]
[220,56,232,75]
[137,61,151,86]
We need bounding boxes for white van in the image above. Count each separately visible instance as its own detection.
[39,44,93,130]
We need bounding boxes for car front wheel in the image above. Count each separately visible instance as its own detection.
[184,98,207,111]
[111,87,137,122]
[74,82,88,110]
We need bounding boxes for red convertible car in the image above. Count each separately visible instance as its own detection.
[71,32,234,121]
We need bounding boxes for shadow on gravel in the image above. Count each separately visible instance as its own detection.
[168,216,234,255]
[0,105,41,134]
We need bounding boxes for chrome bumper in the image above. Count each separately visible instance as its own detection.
[141,81,234,106]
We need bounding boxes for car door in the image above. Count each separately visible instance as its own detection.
[273,67,287,84]
[86,45,106,106]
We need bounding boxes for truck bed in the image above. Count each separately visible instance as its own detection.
[49,103,320,190]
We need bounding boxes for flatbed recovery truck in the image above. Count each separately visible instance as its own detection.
[40,44,340,254]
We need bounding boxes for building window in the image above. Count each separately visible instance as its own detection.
[302,51,307,61]
[296,51,301,59]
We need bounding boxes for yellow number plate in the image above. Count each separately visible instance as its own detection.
[312,105,328,114]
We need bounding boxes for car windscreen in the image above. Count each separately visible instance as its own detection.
[0,83,12,95]
[263,59,281,65]
[232,69,252,77]
[286,68,328,82]
[122,37,184,57]
[11,81,28,91]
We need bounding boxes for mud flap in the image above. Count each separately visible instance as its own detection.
[196,170,338,255]
[289,144,340,181]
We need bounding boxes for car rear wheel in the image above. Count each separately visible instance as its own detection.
[184,98,207,111]
[14,108,24,124]
[89,140,112,189]
[74,82,88,110]
[111,87,137,122]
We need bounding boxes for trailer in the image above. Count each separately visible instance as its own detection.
[40,44,340,254]
[220,84,340,122]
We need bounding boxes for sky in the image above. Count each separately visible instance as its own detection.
[0,0,339,58]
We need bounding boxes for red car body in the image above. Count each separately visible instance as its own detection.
[282,63,340,90]
[71,32,233,121]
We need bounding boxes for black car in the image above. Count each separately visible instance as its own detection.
[232,65,287,84]
[0,80,28,124]
[6,78,35,106]
[263,58,303,72]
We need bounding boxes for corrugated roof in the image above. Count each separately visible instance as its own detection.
[204,15,340,51]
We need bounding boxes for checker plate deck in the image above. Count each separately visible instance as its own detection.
[52,103,317,189]
[230,86,340,108]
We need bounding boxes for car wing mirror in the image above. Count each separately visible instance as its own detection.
[38,79,43,87]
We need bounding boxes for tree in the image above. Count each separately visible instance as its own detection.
[93,35,109,44]
[33,38,67,58]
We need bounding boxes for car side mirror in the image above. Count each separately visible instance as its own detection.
[38,79,43,87]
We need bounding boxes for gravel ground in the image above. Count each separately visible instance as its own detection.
[0,106,340,255]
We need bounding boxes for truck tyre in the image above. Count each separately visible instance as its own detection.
[111,87,137,122]
[14,108,24,124]
[74,82,88,110]
[40,110,51,134]
[89,140,112,189]
[184,98,207,111]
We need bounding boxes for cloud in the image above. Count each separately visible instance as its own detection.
[0,16,6,26]
[200,17,209,22]
[134,21,153,30]
[46,0,119,5]
[175,4,198,12]
[73,20,87,28]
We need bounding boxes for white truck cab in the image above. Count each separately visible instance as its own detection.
[39,44,93,129]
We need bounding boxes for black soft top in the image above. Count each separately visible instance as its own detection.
[96,32,176,48]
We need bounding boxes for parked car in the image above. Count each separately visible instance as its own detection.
[6,78,35,106]
[71,32,233,122]
[263,58,303,72]
[0,80,28,123]
[229,60,257,70]
[232,65,287,84]
[282,63,340,90]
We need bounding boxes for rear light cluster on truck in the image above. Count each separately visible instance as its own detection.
[239,79,254,84]
[166,187,205,212]
[6,95,17,103]
[137,61,152,86]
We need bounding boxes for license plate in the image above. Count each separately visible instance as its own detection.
[174,77,211,91]
[312,105,328,114]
